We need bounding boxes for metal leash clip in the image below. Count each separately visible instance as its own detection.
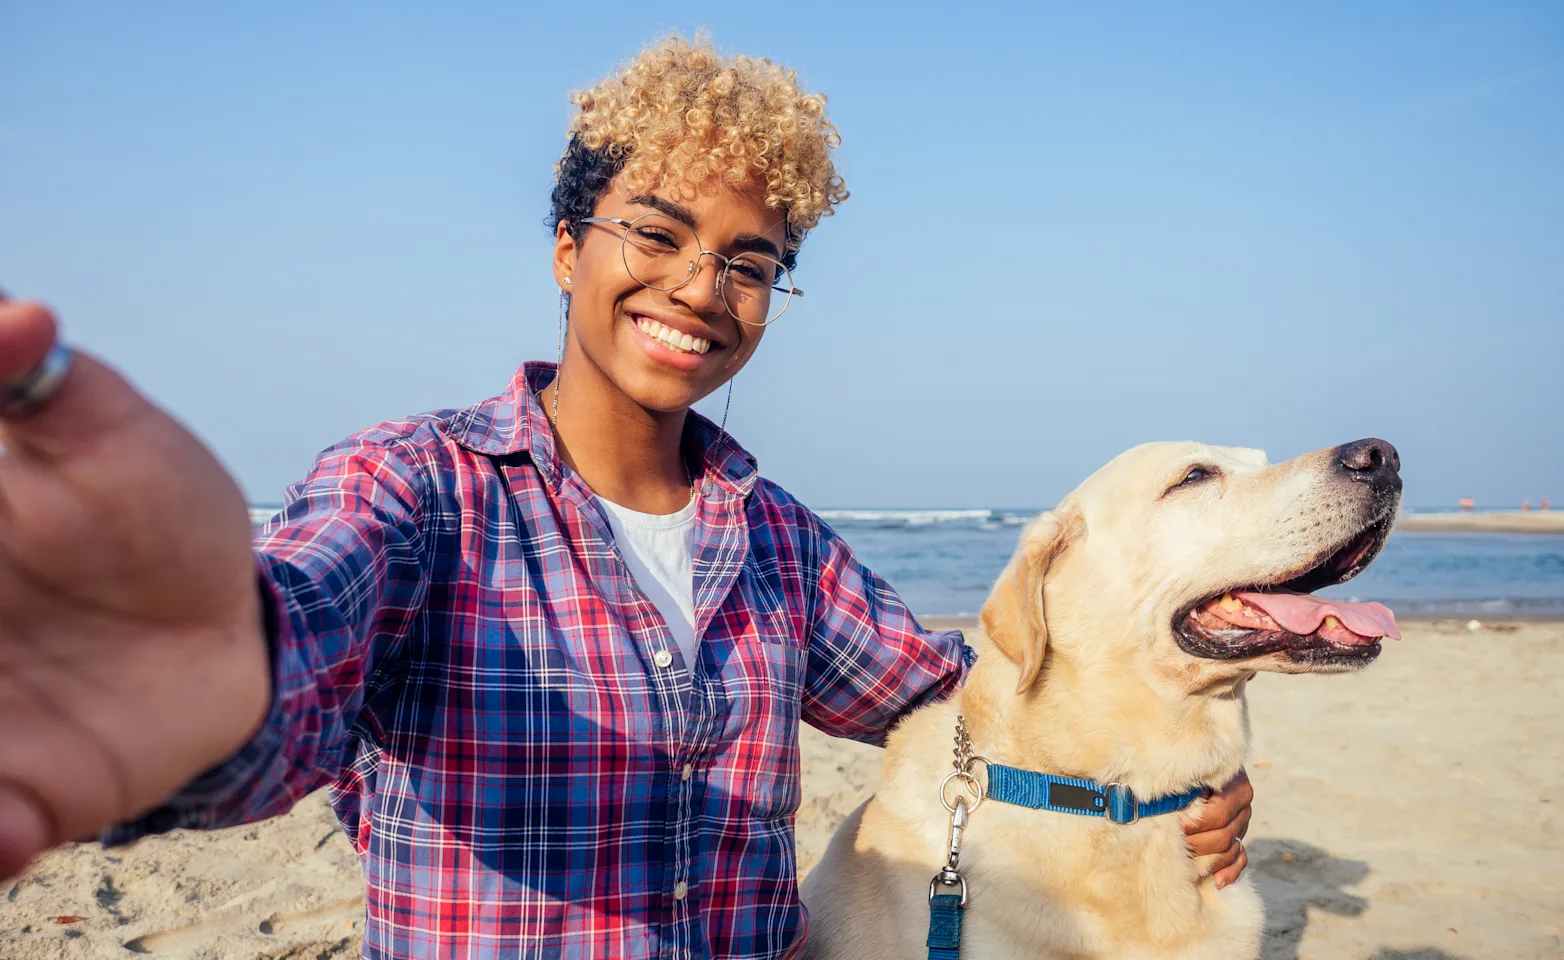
[928,795,971,906]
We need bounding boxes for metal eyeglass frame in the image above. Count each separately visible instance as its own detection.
[579,214,802,326]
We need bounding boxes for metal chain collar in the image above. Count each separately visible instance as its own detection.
[939,714,987,814]
[952,715,976,774]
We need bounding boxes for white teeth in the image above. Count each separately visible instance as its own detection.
[634,317,711,356]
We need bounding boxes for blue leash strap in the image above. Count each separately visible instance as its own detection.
[985,763,1204,824]
[926,891,965,960]
[926,782,976,960]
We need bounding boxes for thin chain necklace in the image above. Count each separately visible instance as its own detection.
[553,288,718,508]
[550,379,697,507]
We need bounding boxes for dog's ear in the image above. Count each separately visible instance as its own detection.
[980,509,1078,695]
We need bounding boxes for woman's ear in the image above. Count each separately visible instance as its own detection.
[979,509,1079,695]
[552,220,578,290]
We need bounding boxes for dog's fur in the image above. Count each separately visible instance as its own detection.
[802,440,1401,959]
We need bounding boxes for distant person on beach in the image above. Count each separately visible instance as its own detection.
[1460,496,1476,512]
[0,35,1252,958]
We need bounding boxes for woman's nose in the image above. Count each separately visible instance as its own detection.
[673,253,726,314]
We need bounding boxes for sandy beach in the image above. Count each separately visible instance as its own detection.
[5,619,1560,959]
[1396,511,1564,534]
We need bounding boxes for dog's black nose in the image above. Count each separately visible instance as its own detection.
[1335,438,1401,488]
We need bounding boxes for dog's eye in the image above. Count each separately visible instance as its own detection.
[1162,465,1220,498]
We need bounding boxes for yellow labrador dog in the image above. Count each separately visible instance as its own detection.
[802,438,1403,959]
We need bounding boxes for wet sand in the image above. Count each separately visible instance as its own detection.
[5,620,1561,958]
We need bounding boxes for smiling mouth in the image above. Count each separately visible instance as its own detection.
[633,315,713,355]
[1174,510,1399,666]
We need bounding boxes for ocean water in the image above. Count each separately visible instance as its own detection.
[249,505,1564,618]
[817,509,1564,618]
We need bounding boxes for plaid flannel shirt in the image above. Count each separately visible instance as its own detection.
[107,362,972,959]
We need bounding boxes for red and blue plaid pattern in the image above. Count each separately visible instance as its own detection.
[106,362,972,959]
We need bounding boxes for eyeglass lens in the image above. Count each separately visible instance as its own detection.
[620,214,794,325]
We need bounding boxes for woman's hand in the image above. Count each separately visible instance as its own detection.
[1183,769,1254,888]
[0,296,271,881]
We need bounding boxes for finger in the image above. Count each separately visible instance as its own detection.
[1213,842,1249,889]
[1185,804,1252,858]
[0,334,156,464]
[0,780,51,881]
[1226,768,1255,807]
[1183,790,1236,836]
[0,299,59,384]
[1204,838,1241,882]
[0,651,131,837]
[1184,768,1253,834]
[1185,825,1230,858]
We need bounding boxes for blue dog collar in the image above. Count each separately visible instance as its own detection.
[984,764,1203,824]
[925,715,1207,960]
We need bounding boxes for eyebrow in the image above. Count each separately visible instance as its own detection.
[728,233,782,260]
[629,194,696,228]
[628,194,784,261]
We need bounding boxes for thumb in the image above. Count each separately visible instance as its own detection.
[0,296,159,461]
[0,293,57,382]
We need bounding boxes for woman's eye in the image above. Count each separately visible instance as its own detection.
[633,227,679,248]
[729,260,769,285]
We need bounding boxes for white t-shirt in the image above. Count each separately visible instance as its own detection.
[597,494,699,669]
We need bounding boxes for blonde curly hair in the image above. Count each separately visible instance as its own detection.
[550,33,848,263]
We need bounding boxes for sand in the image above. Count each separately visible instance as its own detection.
[1396,511,1564,534]
[5,620,1561,959]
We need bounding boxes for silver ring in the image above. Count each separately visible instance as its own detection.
[938,771,985,814]
[1,342,72,420]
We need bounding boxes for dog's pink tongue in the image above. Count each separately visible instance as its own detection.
[1232,591,1401,642]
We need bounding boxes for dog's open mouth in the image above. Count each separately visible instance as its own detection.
[1174,512,1399,666]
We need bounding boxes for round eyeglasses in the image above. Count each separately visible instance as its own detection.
[578,214,800,326]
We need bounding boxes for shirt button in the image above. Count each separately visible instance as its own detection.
[673,881,688,901]
[653,649,674,669]
[681,763,693,781]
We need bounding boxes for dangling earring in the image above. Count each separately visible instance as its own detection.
[553,281,570,429]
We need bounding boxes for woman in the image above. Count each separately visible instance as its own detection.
[0,34,1249,959]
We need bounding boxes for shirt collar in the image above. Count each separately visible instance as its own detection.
[445,361,759,499]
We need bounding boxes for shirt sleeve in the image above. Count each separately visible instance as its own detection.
[102,434,432,844]
[800,513,976,747]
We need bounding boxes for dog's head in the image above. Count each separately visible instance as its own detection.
[981,438,1402,695]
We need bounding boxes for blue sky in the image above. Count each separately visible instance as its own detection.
[3,2,1560,509]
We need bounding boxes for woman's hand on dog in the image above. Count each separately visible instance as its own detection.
[1184,769,1253,887]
